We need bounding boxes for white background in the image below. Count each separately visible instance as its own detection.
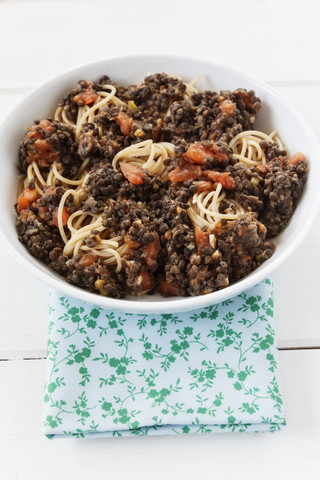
[0,0,319,478]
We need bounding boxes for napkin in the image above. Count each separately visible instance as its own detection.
[43,278,285,438]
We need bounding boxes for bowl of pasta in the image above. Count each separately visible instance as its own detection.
[0,55,319,313]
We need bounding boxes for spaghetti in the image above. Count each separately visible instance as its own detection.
[112,139,175,179]
[54,84,126,140]
[187,183,244,231]
[228,130,285,166]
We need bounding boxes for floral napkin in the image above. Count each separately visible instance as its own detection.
[43,278,285,438]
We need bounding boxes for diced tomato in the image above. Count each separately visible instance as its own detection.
[153,118,163,141]
[33,138,51,153]
[184,143,216,164]
[29,138,60,167]
[208,143,229,163]
[168,162,201,182]
[51,207,70,228]
[257,155,289,175]
[17,196,30,213]
[79,254,98,267]
[73,83,98,105]
[219,99,236,115]
[27,119,54,140]
[37,204,49,215]
[42,186,55,196]
[195,226,209,245]
[23,188,39,203]
[288,152,305,166]
[27,129,43,140]
[124,233,141,250]
[184,142,228,164]
[158,280,182,297]
[212,219,227,235]
[203,170,236,190]
[194,181,214,193]
[137,271,154,290]
[39,119,51,129]
[142,232,161,269]
[195,226,210,253]
[39,119,55,133]
[17,188,39,213]
[120,163,144,185]
[115,111,133,136]
[25,120,60,167]
[256,164,268,174]
[234,89,256,112]
[257,221,267,236]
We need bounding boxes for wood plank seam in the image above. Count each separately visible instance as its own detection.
[1,346,320,362]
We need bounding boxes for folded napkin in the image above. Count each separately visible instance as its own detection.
[43,278,285,438]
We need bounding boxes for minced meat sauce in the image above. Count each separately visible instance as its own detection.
[15,73,308,299]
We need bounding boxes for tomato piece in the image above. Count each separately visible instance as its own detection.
[195,226,209,245]
[120,163,144,185]
[137,271,154,290]
[17,196,30,213]
[257,220,267,236]
[219,99,236,115]
[168,162,201,182]
[37,204,49,215]
[124,233,141,250]
[17,188,39,214]
[142,232,161,268]
[195,226,210,253]
[73,83,98,105]
[234,89,256,112]
[158,280,182,297]
[203,170,236,190]
[194,181,214,193]
[79,254,98,267]
[39,119,51,129]
[42,186,55,196]
[256,164,268,174]
[27,129,43,140]
[184,142,228,164]
[39,119,55,133]
[184,143,216,164]
[208,143,229,163]
[29,138,60,167]
[23,188,39,203]
[116,111,133,136]
[27,120,54,141]
[287,152,305,166]
[33,138,51,153]
[51,207,70,228]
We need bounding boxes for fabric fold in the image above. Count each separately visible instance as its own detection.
[43,278,285,438]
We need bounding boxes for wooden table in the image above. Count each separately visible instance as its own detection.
[1,1,319,478]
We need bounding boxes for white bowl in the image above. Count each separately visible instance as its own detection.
[0,55,319,313]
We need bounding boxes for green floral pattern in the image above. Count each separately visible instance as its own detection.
[43,278,285,438]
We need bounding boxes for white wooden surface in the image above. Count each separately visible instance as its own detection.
[1,1,320,478]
